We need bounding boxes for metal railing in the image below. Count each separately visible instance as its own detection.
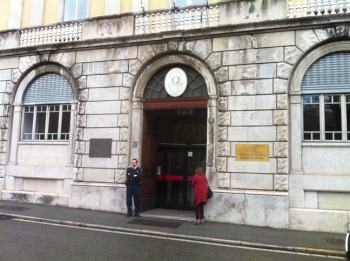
[288,0,350,18]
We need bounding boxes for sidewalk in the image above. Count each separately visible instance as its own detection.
[0,200,346,259]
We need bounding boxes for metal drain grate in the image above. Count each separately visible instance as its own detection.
[325,237,345,246]
[128,218,182,228]
[0,205,31,211]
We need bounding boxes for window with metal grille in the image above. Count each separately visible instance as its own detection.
[21,74,72,141]
[302,52,350,141]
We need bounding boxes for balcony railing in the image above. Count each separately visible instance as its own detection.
[135,4,220,35]
[288,0,350,18]
[3,1,348,50]
[20,22,82,47]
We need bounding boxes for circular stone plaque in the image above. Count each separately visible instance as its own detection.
[164,67,187,97]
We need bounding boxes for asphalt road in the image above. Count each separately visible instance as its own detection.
[0,217,345,261]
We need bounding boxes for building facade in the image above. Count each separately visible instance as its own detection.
[0,0,349,233]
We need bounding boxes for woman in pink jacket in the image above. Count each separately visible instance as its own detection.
[191,167,208,225]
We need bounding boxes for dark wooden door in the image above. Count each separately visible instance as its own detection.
[141,111,158,211]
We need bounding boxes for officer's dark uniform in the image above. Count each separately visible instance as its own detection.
[125,166,142,216]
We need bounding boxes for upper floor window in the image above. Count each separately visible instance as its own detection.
[302,52,350,142]
[64,0,89,21]
[175,0,206,7]
[21,74,73,141]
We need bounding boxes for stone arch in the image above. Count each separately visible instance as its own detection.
[289,41,350,174]
[130,54,218,184]
[8,63,79,165]
[14,63,78,105]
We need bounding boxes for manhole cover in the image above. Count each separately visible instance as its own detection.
[325,237,345,246]
[128,218,182,228]
[0,205,31,211]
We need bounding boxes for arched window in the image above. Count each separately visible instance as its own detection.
[21,73,73,141]
[301,52,350,141]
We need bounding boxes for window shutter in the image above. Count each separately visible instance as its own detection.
[23,74,72,105]
[301,52,350,94]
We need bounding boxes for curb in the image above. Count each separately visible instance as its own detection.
[1,213,346,258]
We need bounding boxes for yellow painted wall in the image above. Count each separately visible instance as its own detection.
[43,0,60,25]
[0,0,11,30]
[90,0,106,17]
[149,0,168,10]
[121,0,132,13]
[21,0,32,28]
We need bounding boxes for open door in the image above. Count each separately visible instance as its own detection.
[140,111,158,211]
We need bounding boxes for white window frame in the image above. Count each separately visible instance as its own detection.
[64,0,90,21]
[173,0,206,7]
[302,93,350,142]
[22,104,71,141]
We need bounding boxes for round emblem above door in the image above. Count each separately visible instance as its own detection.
[164,67,187,97]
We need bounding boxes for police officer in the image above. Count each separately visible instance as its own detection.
[125,158,142,217]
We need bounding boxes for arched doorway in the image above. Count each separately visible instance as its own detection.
[131,54,218,212]
[142,65,208,210]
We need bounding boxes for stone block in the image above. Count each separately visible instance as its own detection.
[87,74,123,88]
[218,112,230,126]
[217,172,230,188]
[217,157,227,172]
[232,79,273,95]
[277,158,288,174]
[206,52,222,71]
[193,39,212,60]
[231,110,273,126]
[218,127,227,142]
[89,87,119,101]
[117,114,129,127]
[83,128,119,141]
[277,126,287,142]
[0,70,11,81]
[256,31,295,48]
[218,142,230,157]
[274,142,288,157]
[231,173,273,190]
[85,101,121,114]
[277,62,293,79]
[229,63,276,80]
[129,59,142,75]
[274,175,288,191]
[228,158,277,174]
[206,192,288,229]
[296,30,319,52]
[213,35,256,52]
[228,95,276,111]
[138,45,155,64]
[277,94,288,109]
[50,52,76,68]
[215,67,228,82]
[86,114,118,128]
[289,208,348,233]
[218,82,231,96]
[223,47,283,66]
[228,126,276,141]
[284,46,304,65]
[0,57,19,69]
[81,155,118,168]
[83,168,115,182]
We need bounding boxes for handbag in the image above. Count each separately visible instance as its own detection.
[207,181,213,199]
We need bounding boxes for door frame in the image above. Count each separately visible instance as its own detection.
[129,54,218,194]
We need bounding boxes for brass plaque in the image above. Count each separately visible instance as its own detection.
[236,144,269,162]
[89,139,112,158]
